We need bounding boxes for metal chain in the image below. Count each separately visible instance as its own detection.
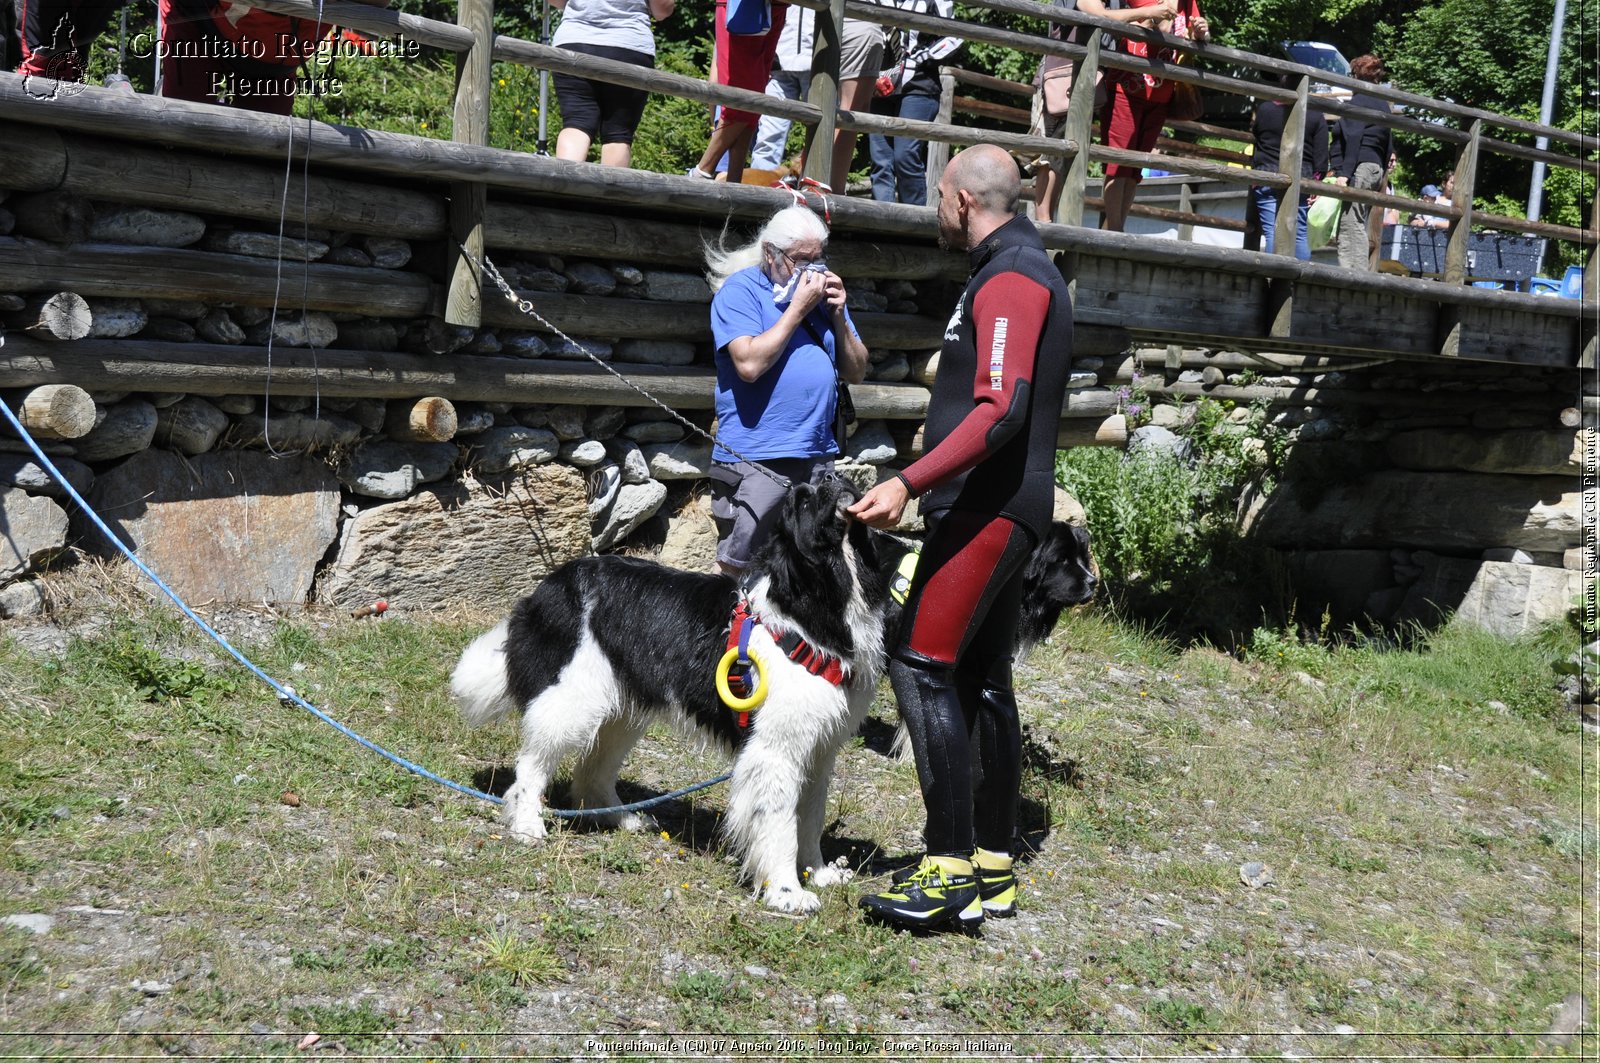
[465,245,795,493]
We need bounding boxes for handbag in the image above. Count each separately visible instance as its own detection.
[801,316,855,449]
[833,379,856,451]
[725,0,772,37]
[1167,79,1204,122]
[1307,180,1342,249]
[1041,68,1075,118]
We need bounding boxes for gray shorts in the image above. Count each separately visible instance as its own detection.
[709,457,836,573]
[837,19,885,80]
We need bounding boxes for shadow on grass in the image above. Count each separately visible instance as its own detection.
[470,763,878,866]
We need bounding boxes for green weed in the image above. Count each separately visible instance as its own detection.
[476,929,564,985]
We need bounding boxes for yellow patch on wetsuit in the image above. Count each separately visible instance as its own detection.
[891,548,921,605]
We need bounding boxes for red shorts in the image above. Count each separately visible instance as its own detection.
[714,0,787,128]
[1101,76,1170,181]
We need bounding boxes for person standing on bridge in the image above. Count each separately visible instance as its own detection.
[1331,53,1394,270]
[850,145,1073,931]
[549,0,677,169]
[1029,0,1176,223]
[703,205,869,577]
[866,0,963,206]
[1092,0,1209,232]
[1248,73,1330,260]
[688,0,788,183]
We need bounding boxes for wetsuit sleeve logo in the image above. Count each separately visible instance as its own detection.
[989,317,1008,390]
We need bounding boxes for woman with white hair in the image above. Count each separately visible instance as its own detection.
[705,205,871,576]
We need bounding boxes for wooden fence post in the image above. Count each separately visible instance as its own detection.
[927,68,956,204]
[1059,33,1100,229]
[1177,181,1194,242]
[1272,75,1308,257]
[1443,119,1481,286]
[803,0,845,189]
[446,0,494,329]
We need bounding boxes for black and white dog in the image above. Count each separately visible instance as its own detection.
[877,519,1099,650]
[875,520,1099,760]
[451,477,887,915]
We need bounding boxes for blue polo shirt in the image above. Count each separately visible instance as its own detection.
[710,265,860,463]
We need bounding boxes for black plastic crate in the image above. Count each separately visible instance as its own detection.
[1380,226,1546,283]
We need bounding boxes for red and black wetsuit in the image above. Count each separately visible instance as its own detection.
[890,213,1073,858]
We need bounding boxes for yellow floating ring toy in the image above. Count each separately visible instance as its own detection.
[715,646,769,711]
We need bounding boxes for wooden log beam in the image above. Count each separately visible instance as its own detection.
[3,384,96,439]
[1470,211,1594,245]
[0,338,1140,444]
[0,334,938,417]
[951,95,1032,126]
[0,238,432,316]
[481,287,946,349]
[1144,379,1566,411]
[1154,135,1253,166]
[484,202,965,280]
[6,292,91,340]
[1082,198,1246,234]
[0,123,447,239]
[946,68,1033,96]
[837,107,1078,161]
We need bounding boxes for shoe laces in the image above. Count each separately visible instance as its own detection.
[905,858,960,890]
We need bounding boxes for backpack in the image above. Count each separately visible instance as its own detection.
[725,0,773,37]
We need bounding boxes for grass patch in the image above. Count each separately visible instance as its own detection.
[0,590,1586,1055]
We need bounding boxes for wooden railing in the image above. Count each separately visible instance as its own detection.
[119,0,1600,321]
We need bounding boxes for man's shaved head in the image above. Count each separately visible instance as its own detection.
[944,144,1021,216]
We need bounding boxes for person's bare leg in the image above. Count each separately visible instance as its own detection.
[693,120,752,178]
[599,142,632,168]
[726,125,756,183]
[1034,161,1062,223]
[556,128,593,163]
[1101,173,1138,231]
[828,75,876,192]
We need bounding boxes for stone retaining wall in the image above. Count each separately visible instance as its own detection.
[0,186,1588,639]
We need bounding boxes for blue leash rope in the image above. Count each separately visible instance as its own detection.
[0,398,731,818]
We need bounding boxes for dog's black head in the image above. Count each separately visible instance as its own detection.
[751,475,882,655]
[1016,521,1098,647]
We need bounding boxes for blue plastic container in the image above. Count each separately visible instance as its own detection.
[1562,265,1585,299]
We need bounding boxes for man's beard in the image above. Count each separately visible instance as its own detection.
[936,220,964,253]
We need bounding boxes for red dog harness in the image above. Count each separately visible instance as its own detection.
[723,599,847,728]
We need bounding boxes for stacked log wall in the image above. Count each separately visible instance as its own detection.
[0,157,1587,640]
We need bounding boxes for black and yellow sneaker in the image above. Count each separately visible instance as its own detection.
[859,855,983,931]
[973,848,1018,918]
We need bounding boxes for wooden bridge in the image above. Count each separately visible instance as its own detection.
[0,0,1593,390]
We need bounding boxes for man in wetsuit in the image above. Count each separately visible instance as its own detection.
[849,143,1073,931]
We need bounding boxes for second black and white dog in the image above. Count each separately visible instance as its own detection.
[451,477,887,915]
[875,520,1098,761]
[877,519,1099,650]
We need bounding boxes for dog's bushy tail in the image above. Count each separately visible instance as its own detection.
[451,620,516,728]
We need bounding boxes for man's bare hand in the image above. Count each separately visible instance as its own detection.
[847,477,911,529]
